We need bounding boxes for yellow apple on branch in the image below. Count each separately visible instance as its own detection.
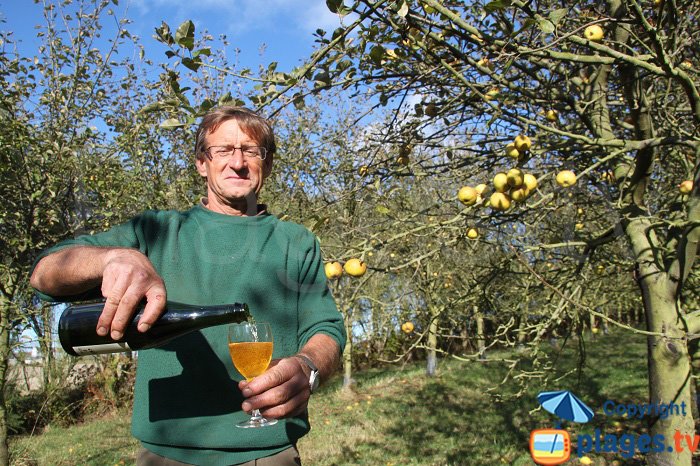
[584,24,604,42]
[523,173,538,191]
[493,172,509,193]
[484,88,500,101]
[344,258,367,277]
[556,170,577,188]
[679,180,693,194]
[505,143,520,160]
[507,168,525,188]
[513,134,532,152]
[490,192,511,211]
[510,187,529,202]
[458,186,478,206]
[324,262,343,280]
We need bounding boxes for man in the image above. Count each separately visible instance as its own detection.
[30,106,346,465]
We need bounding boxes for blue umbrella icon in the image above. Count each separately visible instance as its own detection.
[537,390,594,423]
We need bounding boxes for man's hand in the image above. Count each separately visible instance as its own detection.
[238,357,311,419]
[98,249,167,339]
[31,246,168,340]
[237,334,340,419]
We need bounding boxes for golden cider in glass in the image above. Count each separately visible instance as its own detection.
[228,341,273,381]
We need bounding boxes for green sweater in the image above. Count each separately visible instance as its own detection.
[33,205,346,465]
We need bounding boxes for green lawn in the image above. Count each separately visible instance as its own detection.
[11,330,650,465]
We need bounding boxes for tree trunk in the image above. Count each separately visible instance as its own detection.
[642,281,693,466]
[342,308,353,389]
[40,303,54,389]
[617,301,623,324]
[476,312,486,360]
[0,298,11,466]
[517,317,527,346]
[460,321,469,353]
[426,308,438,377]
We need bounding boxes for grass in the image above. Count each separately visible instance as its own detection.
[11,412,139,465]
[12,330,651,465]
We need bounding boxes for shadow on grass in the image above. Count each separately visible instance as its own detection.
[330,330,652,465]
[359,363,533,464]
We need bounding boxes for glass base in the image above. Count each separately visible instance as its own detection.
[237,410,278,428]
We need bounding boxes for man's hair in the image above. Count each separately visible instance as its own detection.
[194,106,276,161]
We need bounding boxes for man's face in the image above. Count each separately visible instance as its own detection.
[195,119,272,210]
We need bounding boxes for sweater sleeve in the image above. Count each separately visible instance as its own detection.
[30,215,147,303]
[296,231,346,354]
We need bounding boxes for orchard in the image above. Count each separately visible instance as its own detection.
[2,1,699,465]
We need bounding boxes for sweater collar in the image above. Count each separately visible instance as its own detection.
[199,197,268,216]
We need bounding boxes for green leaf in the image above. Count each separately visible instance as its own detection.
[199,99,215,113]
[154,22,174,46]
[397,1,409,17]
[375,205,390,215]
[484,0,512,14]
[369,45,386,65]
[311,216,330,232]
[218,92,233,105]
[537,18,555,34]
[181,57,200,71]
[549,8,568,26]
[193,47,211,57]
[292,92,306,109]
[140,101,165,113]
[159,118,186,129]
[331,27,346,41]
[175,20,195,51]
[314,71,331,86]
[325,0,351,16]
[326,0,342,13]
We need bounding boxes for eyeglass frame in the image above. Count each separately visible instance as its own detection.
[204,145,268,161]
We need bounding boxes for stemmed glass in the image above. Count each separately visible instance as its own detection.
[228,322,278,428]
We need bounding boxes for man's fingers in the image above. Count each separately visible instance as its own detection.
[137,288,167,332]
[97,250,167,338]
[241,358,309,416]
[98,274,129,336]
[242,376,304,414]
[260,389,308,419]
[243,360,293,396]
[110,289,143,339]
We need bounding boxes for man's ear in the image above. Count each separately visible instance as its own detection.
[195,156,208,178]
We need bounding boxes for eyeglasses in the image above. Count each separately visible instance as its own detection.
[205,145,267,161]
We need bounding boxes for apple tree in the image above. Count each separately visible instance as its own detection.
[147,1,698,462]
[259,1,698,464]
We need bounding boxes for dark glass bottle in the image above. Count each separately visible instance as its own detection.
[58,301,251,356]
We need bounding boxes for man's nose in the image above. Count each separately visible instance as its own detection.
[226,148,246,170]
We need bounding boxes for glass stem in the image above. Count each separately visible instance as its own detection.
[250,409,263,422]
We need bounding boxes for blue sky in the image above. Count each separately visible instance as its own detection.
[1,0,344,72]
[1,0,348,352]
